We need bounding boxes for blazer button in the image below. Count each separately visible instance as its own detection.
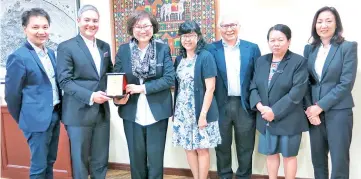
[50,104,52,107]
[196,88,199,92]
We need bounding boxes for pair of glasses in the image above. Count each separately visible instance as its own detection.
[220,23,238,30]
[134,24,153,31]
[180,34,198,40]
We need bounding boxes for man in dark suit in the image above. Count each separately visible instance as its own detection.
[5,8,61,179]
[207,15,261,179]
[56,5,113,179]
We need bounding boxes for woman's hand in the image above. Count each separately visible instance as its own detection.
[262,108,275,122]
[113,94,130,105]
[126,84,145,94]
[305,105,323,119]
[198,115,207,130]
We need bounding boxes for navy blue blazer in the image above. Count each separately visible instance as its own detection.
[250,51,309,135]
[113,42,175,121]
[303,41,358,111]
[207,39,261,113]
[57,35,113,126]
[5,41,61,132]
[174,49,219,123]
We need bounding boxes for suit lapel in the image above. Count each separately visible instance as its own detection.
[308,46,320,82]
[124,44,140,85]
[25,42,47,74]
[97,41,105,76]
[239,40,249,86]
[76,35,99,78]
[268,53,289,92]
[321,44,339,80]
[214,41,228,89]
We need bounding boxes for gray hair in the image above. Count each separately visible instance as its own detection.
[218,13,240,27]
[77,4,99,18]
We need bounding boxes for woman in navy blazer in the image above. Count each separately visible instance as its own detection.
[113,10,175,179]
[250,24,308,178]
[173,20,221,179]
[304,6,358,179]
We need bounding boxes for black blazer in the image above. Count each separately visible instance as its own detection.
[303,41,358,111]
[57,35,113,126]
[174,49,219,123]
[250,51,309,135]
[113,42,175,121]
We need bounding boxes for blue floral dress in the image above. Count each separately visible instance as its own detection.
[172,57,222,150]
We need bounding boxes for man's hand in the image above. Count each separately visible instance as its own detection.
[93,91,111,104]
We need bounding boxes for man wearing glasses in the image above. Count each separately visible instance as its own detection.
[207,15,261,179]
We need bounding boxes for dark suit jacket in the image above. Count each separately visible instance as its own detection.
[174,49,218,123]
[207,39,261,113]
[5,41,61,132]
[250,51,309,135]
[303,41,358,111]
[113,42,175,121]
[56,35,113,126]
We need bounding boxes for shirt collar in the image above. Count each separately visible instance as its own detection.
[222,39,240,48]
[27,39,47,55]
[80,34,97,48]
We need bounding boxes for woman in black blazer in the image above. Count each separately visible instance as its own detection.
[304,6,358,179]
[173,20,221,179]
[113,10,175,179]
[250,24,308,179]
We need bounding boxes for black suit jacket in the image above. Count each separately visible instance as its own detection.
[250,51,309,135]
[56,35,113,126]
[113,42,175,121]
[303,41,358,111]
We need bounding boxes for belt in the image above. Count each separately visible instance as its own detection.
[53,103,61,112]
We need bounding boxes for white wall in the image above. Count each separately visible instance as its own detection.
[81,0,361,178]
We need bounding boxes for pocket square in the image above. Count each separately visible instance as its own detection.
[156,63,163,67]
[103,51,109,57]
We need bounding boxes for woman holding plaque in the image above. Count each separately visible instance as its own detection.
[173,20,221,179]
[113,10,175,179]
[303,6,358,179]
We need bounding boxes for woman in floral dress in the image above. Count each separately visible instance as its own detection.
[173,20,221,179]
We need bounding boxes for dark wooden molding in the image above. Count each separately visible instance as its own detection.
[108,162,310,179]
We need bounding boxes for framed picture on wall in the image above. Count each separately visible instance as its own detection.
[0,0,80,83]
[110,0,220,60]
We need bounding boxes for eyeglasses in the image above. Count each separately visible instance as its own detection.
[220,23,238,30]
[180,34,198,40]
[134,24,153,31]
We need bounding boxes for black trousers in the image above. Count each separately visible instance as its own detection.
[123,119,168,179]
[309,108,353,179]
[215,96,256,179]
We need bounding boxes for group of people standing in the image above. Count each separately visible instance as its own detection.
[4,4,357,179]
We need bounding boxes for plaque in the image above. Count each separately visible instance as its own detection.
[106,73,127,98]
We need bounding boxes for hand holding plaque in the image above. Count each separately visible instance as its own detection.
[106,73,127,98]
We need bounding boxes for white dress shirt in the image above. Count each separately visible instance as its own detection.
[315,44,331,81]
[135,45,157,126]
[80,35,102,105]
[28,40,60,106]
[223,39,241,96]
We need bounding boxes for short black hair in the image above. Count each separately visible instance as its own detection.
[267,24,292,41]
[178,20,206,58]
[127,10,159,36]
[21,8,51,27]
[310,6,344,46]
